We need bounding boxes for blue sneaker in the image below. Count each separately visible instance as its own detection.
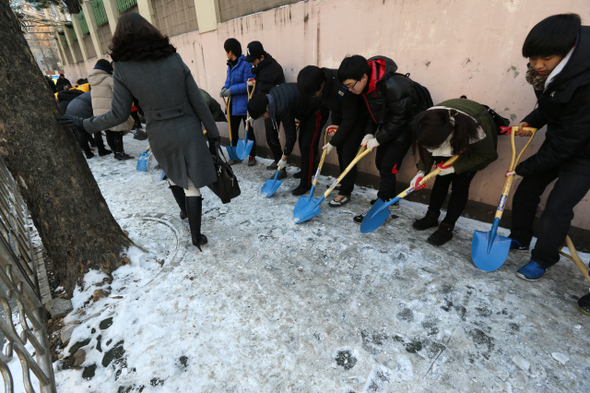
[515,261,547,281]
[510,238,529,251]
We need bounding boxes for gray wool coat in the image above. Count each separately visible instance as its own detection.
[83,53,220,189]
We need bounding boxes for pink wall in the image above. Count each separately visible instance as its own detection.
[66,0,590,230]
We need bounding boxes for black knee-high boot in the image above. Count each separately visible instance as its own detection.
[169,185,187,219]
[185,196,207,251]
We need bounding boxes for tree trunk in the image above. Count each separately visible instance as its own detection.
[0,1,132,295]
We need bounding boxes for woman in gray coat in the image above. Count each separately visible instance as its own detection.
[58,13,220,251]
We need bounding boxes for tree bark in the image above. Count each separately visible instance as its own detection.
[0,1,132,295]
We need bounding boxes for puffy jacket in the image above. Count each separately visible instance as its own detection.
[65,91,93,119]
[268,83,325,155]
[516,26,590,177]
[252,53,285,94]
[362,56,414,145]
[199,88,227,123]
[223,54,254,116]
[320,68,364,148]
[88,68,130,132]
[417,98,498,174]
[56,88,84,113]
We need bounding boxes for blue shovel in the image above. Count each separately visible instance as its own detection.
[223,96,241,161]
[360,155,460,233]
[236,79,256,160]
[261,167,283,197]
[293,146,370,224]
[471,126,537,272]
[293,130,332,212]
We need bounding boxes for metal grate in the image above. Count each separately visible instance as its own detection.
[91,0,109,27]
[0,157,56,393]
[77,12,89,35]
[116,0,138,13]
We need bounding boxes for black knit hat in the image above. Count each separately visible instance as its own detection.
[94,59,113,72]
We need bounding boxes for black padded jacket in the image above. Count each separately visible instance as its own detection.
[252,53,285,94]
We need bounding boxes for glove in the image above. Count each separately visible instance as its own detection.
[208,137,220,155]
[505,170,516,177]
[361,134,373,147]
[246,116,254,128]
[323,143,334,154]
[56,115,85,131]
[436,161,455,176]
[326,125,338,135]
[277,158,288,170]
[247,78,256,86]
[410,171,426,190]
[220,87,231,97]
[366,137,380,152]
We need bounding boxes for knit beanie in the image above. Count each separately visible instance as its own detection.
[94,59,113,73]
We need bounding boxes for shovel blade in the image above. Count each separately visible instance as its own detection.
[293,195,324,224]
[225,145,241,162]
[471,230,511,272]
[261,172,282,198]
[236,139,254,160]
[360,198,392,233]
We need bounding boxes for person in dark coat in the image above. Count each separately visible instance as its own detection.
[55,74,71,90]
[410,98,498,246]
[56,85,84,113]
[248,83,329,195]
[338,55,417,223]
[506,14,590,286]
[57,13,220,251]
[46,76,57,93]
[245,41,286,172]
[221,38,256,165]
[297,65,366,206]
[65,91,112,158]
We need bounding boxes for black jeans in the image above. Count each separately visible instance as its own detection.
[427,170,478,226]
[75,130,105,154]
[336,120,366,196]
[105,130,124,153]
[265,118,282,163]
[510,169,590,268]
[229,114,256,157]
[298,107,329,189]
[375,139,412,200]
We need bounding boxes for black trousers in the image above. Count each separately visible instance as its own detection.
[105,130,124,153]
[510,169,590,268]
[298,107,329,189]
[336,120,366,196]
[427,170,478,226]
[265,118,282,163]
[229,114,256,157]
[75,130,105,154]
[375,139,412,200]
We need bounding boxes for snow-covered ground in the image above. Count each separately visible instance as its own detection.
[37,133,590,392]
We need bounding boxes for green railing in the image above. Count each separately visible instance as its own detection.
[91,0,109,27]
[77,12,89,35]
[116,0,137,13]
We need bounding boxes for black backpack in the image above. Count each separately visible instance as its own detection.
[466,95,511,135]
[399,73,434,116]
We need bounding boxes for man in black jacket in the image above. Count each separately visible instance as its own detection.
[508,14,590,288]
[248,83,328,195]
[338,55,416,222]
[245,41,286,173]
[297,66,366,206]
[65,91,111,158]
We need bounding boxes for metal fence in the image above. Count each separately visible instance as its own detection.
[116,0,138,13]
[91,0,109,27]
[0,157,56,393]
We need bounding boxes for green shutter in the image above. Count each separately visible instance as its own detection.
[91,0,109,27]
[116,0,138,13]
[77,12,89,35]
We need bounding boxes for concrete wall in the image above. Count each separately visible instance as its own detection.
[152,0,199,37]
[63,0,590,232]
[218,0,300,22]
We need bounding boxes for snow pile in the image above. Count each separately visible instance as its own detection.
[42,134,590,392]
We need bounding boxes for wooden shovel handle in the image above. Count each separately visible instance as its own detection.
[323,146,370,197]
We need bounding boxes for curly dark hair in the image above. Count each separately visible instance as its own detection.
[412,108,481,162]
[109,13,176,62]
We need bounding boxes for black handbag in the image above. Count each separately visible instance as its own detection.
[207,145,241,204]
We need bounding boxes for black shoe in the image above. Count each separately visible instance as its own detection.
[85,151,94,159]
[115,152,134,161]
[185,196,207,251]
[169,185,187,220]
[277,168,287,180]
[578,293,590,316]
[413,210,440,231]
[291,185,310,196]
[353,213,365,223]
[98,148,112,156]
[266,161,278,170]
[293,171,302,179]
[427,222,454,246]
[133,130,148,140]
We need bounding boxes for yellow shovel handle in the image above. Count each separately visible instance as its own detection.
[323,146,370,197]
[223,96,232,142]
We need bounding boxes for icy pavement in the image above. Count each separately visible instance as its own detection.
[51,133,589,392]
